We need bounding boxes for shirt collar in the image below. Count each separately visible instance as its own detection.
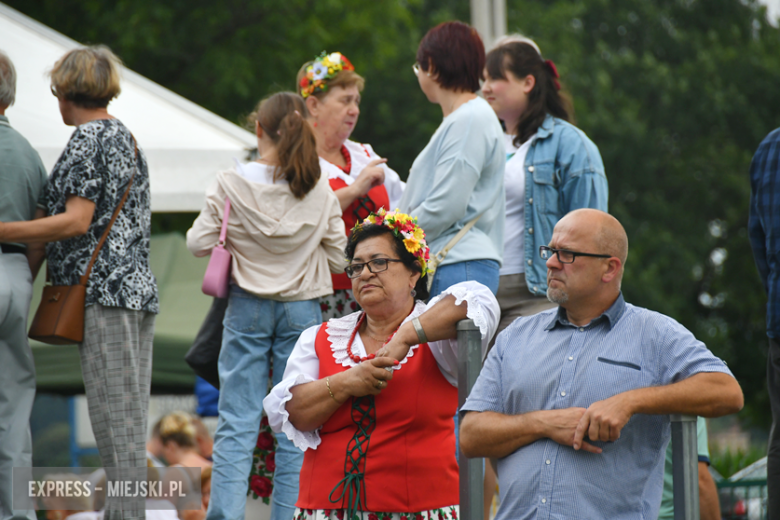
[0,115,9,127]
[535,114,555,140]
[546,292,626,331]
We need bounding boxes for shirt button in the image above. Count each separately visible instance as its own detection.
[528,198,533,204]
[528,166,535,173]
[532,286,538,292]
[578,327,584,332]
[568,356,574,361]
[528,227,534,234]
[545,459,551,465]
[527,259,533,265]
[560,391,566,396]
[541,498,547,504]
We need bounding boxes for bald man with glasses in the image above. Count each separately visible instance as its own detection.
[460,209,743,520]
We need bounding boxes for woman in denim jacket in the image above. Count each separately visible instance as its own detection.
[482,36,609,340]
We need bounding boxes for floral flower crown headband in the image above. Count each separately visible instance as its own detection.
[299,51,355,99]
[351,208,431,277]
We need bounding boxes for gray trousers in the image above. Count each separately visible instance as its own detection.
[80,304,155,520]
[0,252,36,520]
[488,273,557,352]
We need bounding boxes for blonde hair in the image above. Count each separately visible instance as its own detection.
[295,64,365,100]
[159,411,197,448]
[41,473,94,511]
[49,45,122,108]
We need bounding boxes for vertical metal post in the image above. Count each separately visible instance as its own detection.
[471,0,507,46]
[470,0,491,44]
[492,0,507,43]
[670,414,699,520]
[457,319,484,520]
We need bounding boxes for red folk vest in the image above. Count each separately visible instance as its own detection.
[296,323,459,512]
[329,177,390,290]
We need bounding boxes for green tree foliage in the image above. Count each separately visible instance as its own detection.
[8,0,467,171]
[8,0,780,424]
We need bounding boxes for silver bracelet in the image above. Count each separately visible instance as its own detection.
[412,316,428,344]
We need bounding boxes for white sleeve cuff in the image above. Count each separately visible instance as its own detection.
[264,373,322,451]
[425,281,500,384]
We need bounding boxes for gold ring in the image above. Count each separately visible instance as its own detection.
[376,381,384,389]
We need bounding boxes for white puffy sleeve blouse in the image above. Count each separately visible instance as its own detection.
[262,281,500,450]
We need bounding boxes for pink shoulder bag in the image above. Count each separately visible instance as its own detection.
[201,198,232,298]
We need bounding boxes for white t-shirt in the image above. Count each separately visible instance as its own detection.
[233,160,288,185]
[500,133,535,276]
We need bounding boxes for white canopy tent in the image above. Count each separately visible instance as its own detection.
[0,2,256,211]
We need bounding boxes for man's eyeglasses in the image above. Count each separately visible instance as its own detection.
[539,246,612,264]
[345,258,404,279]
[412,62,420,76]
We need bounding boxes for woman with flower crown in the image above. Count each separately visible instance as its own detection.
[296,52,405,321]
[263,210,499,520]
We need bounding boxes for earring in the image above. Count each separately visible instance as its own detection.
[426,72,431,77]
[411,289,417,298]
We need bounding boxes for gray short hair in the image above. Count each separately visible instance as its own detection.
[0,50,16,107]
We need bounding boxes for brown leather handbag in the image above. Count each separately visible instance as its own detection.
[29,142,138,345]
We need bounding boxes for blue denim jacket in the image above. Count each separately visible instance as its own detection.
[522,115,609,295]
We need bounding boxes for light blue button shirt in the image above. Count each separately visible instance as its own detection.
[462,294,732,520]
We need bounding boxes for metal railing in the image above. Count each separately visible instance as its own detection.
[457,319,484,520]
[670,414,699,520]
[718,479,768,519]
[455,319,704,520]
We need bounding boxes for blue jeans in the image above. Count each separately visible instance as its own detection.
[207,286,321,520]
[429,259,500,298]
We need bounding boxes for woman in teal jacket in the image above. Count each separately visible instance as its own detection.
[482,36,609,338]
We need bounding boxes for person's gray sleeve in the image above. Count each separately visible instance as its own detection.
[697,416,710,462]
[35,152,48,208]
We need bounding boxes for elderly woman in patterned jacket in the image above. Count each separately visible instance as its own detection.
[0,46,158,520]
[263,210,499,520]
[296,52,405,321]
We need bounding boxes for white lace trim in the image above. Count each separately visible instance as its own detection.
[278,373,322,450]
[440,285,490,339]
[326,303,428,370]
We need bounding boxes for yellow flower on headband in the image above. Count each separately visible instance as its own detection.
[404,238,422,253]
[351,208,430,276]
[299,51,355,99]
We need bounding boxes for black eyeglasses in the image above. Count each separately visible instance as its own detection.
[345,258,404,279]
[539,246,612,264]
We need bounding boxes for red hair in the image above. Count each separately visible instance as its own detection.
[416,21,484,93]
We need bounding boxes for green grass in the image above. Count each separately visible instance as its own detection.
[709,445,767,479]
